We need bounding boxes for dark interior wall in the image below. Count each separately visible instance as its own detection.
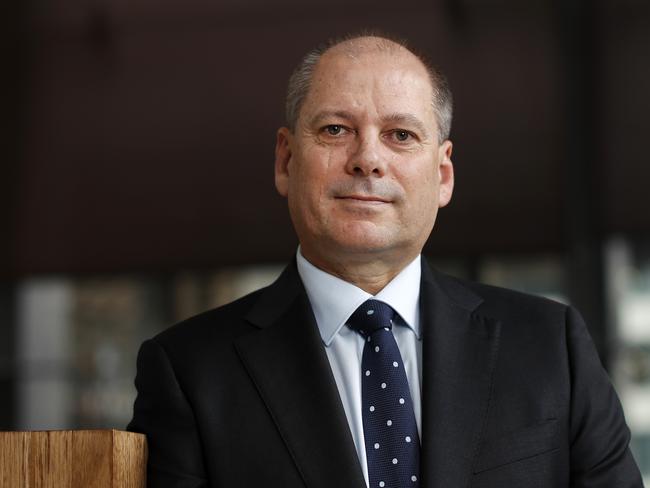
[0,285,15,429]
[2,0,26,273]
[7,0,650,276]
[599,2,650,235]
[1,0,32,428]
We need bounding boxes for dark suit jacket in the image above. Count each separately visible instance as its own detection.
[127,259,643,487]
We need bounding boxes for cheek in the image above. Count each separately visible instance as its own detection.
[288,149,334,218]
[293,145,343,193]
[398,163,438,199]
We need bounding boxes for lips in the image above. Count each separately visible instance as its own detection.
[336,195,391,203]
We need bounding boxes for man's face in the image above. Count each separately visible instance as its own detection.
[275,45,454,269]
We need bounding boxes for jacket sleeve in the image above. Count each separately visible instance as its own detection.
[127,338,208,488]
[566,306,644,487]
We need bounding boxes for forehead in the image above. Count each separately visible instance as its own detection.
[301,47,435,124]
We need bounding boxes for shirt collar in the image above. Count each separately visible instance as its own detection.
[296,247,421,346]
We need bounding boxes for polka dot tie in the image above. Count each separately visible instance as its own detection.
[348,299,420,488]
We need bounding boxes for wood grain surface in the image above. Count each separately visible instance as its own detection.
[0,430,146,488]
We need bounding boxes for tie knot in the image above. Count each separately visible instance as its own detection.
[347,299,395,336]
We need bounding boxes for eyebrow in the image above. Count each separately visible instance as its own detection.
[308,110,431,138]
[308,110,355,128]
[381,113,431,138]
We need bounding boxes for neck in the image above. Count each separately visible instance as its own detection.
[300,246,419,295]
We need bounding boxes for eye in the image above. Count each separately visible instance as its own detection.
[324,124,343,136]
[393,130,411,142]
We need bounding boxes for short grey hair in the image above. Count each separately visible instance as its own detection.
[285,33,453,144]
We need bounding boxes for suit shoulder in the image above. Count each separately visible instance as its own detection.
[152,286,267,348]
[437,270,568,323]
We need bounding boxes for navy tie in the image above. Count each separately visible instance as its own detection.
[348,299,420,488]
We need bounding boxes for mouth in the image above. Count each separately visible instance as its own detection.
[335,195,392,204]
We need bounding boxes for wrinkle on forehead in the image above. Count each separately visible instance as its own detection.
[295,37,438,140]
[317,38,430,95]
[307,54,435,130]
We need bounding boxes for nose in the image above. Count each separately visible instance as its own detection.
[345,134,386,177]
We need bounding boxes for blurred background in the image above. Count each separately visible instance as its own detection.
[1,0,649,482]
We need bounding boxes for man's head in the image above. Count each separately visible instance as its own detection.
[275,34,454,284]
[285,34,453,145]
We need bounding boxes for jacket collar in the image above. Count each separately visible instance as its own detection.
[419,261,501,487]
[239,259,367,488]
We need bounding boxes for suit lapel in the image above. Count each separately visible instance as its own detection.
[419,262,501,488]
[235,262,366,488]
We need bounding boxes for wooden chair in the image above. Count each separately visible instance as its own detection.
[0,430,147,488]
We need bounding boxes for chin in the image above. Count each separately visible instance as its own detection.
[327,227,396,255]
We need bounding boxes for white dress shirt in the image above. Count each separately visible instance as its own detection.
[296,248,422,487]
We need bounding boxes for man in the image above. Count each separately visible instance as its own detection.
[128,34,643,487]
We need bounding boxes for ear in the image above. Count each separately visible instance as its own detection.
[274,127,293,197]
[437,140,454,208]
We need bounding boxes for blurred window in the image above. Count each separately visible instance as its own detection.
[14,266,283,430]
[11,248,650,486]
[606,238,650,484]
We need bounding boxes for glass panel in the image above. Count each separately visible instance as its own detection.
[16,278,74,429]
[478,254,567,303]
[70,276,169,428]
[14,265,284,430]
[606,237,650,484]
